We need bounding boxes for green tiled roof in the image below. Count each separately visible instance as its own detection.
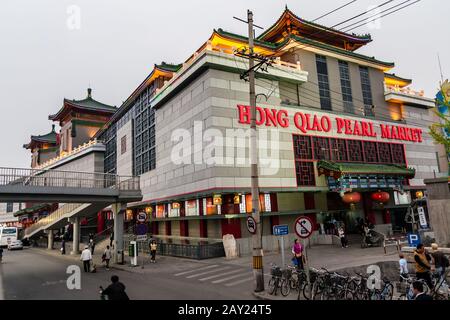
[156,62,183,72]
[317,160,416,177]
[215,28,394,68]
[49,89,116,121]
[23,126,58,149]
[14,203,51,217]
[290,35,394,68]
[257,8,372,42]
[384,73,412,84]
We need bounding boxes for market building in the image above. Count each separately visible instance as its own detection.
[20,8,448,254]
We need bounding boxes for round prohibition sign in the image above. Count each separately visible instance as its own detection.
[294,216,314,239]
[246,216,257,235]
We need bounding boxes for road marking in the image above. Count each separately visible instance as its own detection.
[199,269,243,281]
[174,264,219,276]
[225,276,254,287]
[212,273,253,284]
[185,267,230,279]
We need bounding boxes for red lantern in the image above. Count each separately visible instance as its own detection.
[342,192,362,204]
[371,191,390,204]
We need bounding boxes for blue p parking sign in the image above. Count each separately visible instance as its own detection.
[407,233,421,247]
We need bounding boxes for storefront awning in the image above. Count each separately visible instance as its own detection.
[317,161,416,179]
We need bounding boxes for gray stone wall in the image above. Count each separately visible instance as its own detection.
[116,120,133,177]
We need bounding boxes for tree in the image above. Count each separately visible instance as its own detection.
[429,110,450,172]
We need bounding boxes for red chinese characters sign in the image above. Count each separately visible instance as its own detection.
[237,105,423,143]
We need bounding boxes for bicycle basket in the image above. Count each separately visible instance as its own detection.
[271,267,282,277]
[282,268,292,278]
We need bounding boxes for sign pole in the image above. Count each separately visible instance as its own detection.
[280,235,285,267]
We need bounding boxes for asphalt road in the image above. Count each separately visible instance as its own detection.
[0,248,256,300]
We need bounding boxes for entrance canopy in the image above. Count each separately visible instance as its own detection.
[317,160,416,192]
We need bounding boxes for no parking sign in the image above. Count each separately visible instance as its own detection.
[294,216,314,239]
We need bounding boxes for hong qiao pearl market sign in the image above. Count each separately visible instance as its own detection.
[237,105,424,143]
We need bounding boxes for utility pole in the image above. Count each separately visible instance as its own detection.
[247,9,264,293]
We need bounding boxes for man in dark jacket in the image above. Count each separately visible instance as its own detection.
[102,275,129,300]
[412,281,433,300]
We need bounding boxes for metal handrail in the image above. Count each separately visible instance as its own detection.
[0,167,140,191]
[24,203,85,237]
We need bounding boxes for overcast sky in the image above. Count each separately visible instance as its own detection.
[0,0,448,168]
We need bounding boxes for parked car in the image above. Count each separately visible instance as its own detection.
[8,240,24,250]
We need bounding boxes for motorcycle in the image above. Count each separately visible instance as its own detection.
[361,229,383,248]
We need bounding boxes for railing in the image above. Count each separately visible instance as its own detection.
[35,139,101,170]
[385,84,425,98]
[0,167,140,191]
[24,203,84,237]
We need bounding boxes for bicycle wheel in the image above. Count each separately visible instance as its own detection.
[302,282,312,300]
[280,279,291,297]
[383,283,394,300]
[268,278,277,295]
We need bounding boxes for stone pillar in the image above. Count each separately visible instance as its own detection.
[70,217,80,255]
[424,178,450,246]
[47,230,54,250]
[112,203,126,264]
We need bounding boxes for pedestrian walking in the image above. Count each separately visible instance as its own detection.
[399,253,409,281]
[101,275,130,300]
[89,238,96,255]
[61,239,66,255]
[110,231,114,248]
[414,243,433,289]
[150,240,157,263]
[291,239,304,270]
[103,245,112,270]
[80,246,92,273]
[430,243,449,279]
[338,226,348,248]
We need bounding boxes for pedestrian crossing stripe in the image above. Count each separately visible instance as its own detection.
[174,264,219,276]
[199,269,243,281]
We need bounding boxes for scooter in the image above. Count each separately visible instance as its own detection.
[361,230,383,248]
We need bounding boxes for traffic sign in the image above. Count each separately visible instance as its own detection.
[136,234,148,242]
[294,216,314,239]
[246,216,257,234]
[135,223,148,235]
[407,233,421,247]
[273,225,289,236]
[137,212,147,223]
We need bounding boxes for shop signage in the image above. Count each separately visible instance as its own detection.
[213,194,222,205]
[237,105,423,143]
[417,207,428,228]
[327,176,404,192]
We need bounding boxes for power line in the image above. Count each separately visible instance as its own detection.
[340,0,412,31]
[342,0,422,32]
[312,0,358,22]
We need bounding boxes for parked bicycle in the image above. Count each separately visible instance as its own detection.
[267,263,290,297]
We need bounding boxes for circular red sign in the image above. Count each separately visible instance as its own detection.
[246,216,257,235]
[294,216,314,239]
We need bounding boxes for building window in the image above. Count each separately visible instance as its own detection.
[359,66,374,116]
[347,140,363,162]
[330,138,348,161]
[101,122,117,175]
[312,137,331,160]
[378,143,392,163]
[6,203,13,213]
[338,61,354,114]
[316,55,332,111]
[363,141,378,163]
[390,144,406,164]
[134,89,156,176]
[293,135,312,159]
[295,161,316,186]
[121,136,127,155]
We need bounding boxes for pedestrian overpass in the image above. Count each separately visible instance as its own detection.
[0,166,142,262]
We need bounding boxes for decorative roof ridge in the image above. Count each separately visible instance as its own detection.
[215,28,281,49]
[155,62,183,72]
[289,34,394,67]
[257,7,372,42]
[384,73,412,84]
